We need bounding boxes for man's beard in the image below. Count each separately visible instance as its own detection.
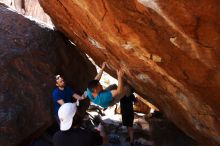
[59,84,65,88]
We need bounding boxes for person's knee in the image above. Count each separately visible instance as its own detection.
[111,84,118,89]
[105,84,117,91]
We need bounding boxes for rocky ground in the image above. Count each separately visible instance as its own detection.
[87,104,153,146]
[29,104,152,146]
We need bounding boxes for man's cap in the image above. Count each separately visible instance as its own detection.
[58,103,77,131]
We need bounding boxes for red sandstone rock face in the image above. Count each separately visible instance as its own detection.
[0,0,52,25]
[39,0,220,145]
[0,4,96,146]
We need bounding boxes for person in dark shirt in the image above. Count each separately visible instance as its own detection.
[52,75,86,120]
[120,91,137,144]
[53,103,106,146]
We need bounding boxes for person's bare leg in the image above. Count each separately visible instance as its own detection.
[127,126,134,143]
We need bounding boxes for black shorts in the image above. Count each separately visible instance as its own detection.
[120,95,135,127]
[121,112,134,127]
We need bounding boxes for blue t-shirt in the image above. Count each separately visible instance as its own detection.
[52,86,75,116]
[87,88,113,108]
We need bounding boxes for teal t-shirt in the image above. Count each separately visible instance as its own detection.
[87,88,113,108]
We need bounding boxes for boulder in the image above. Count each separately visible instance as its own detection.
[0,4,96,146]
[149,118,199,146]
[39,0,220,145]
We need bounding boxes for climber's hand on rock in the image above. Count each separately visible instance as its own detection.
[117,69,124,78]
[101,62,107,70]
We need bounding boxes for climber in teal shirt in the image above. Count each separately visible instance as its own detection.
[87,87,113,108]
[87,62,131,108]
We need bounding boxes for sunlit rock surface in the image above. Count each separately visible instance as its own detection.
[0,0,52,25]
[39,0,220,145]
[0,4,96,146]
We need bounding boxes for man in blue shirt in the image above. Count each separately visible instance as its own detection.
[52,75,86,120]
[87,62,130,108]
